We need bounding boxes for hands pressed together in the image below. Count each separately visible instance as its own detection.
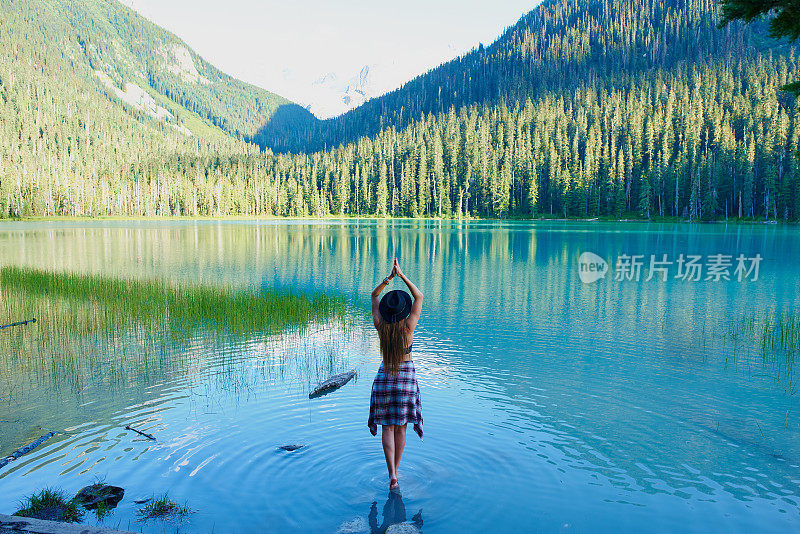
[387,257,403,281]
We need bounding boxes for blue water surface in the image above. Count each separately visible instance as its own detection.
[0,219,798,533]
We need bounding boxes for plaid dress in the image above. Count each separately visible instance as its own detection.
[368,360,423,439]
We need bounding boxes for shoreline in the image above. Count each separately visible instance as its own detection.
[0,215,794,226]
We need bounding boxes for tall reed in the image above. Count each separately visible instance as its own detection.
[0,266,354,396]
[726,309,799,394]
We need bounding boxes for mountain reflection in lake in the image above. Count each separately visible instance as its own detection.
[0,219,798,533]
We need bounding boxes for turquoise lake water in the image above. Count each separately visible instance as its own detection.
[0,219,799,533]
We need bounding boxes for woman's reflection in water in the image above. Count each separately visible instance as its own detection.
[368,490,423,534]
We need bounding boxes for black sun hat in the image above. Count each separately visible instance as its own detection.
[379,290,412,324]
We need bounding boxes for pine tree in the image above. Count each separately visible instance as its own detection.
[376,161,388,216]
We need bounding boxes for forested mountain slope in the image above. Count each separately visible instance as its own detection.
[258,0,783,153]
[1,0,799,221]
[3,0,313,142]
[250,0,800,221]
[0,0,310,217]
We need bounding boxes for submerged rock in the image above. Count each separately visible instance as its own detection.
[309,370,356,398]
[335,516,421,534]
[335,517,369,534]
[278,444,305,451]
[339,495,423,534]
[74,484,124,510]
[386,524,422,534]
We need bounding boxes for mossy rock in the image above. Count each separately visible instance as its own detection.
[74,484,125,510]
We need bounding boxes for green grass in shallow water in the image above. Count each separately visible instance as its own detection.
[0,266,346,335]
[725,310,800,393]
[136,493,192,521]
[13,487,84,523]
[0,266,352,393]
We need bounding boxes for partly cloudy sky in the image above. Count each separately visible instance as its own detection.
[120,0,537,118]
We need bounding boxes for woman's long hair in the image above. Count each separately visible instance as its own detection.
[377,318,407,375]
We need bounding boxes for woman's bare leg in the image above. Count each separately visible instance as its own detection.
[381,425,397,485]
[393,424,407,478]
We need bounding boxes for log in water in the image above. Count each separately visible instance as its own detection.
[309,370,356,398]
[0,317,36,330]
[125,425,156,441]
[0,431,55,469]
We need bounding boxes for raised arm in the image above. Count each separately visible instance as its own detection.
[371,267,395,329]
[393,258,423,332]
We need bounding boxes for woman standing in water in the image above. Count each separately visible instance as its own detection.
[368,258,423,490]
